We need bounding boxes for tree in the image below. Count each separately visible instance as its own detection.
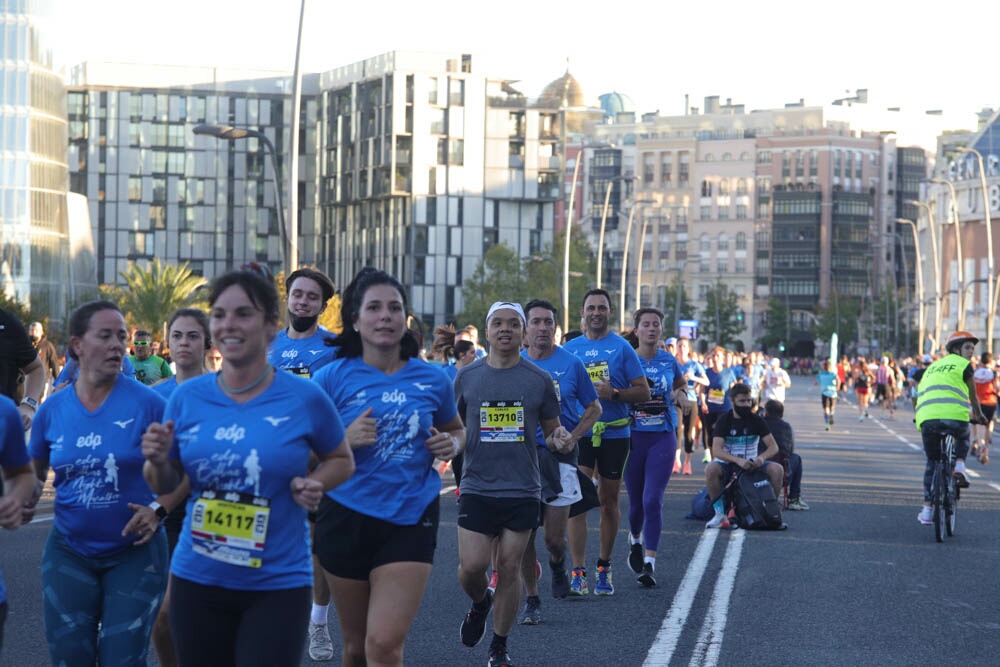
[660,279,696,339]
[814,292,861,350]
[103,259,207,339]
[521,230,596,330]
[699,282,745,347]
[459,243,526,330]
[758,297,789,353]
[274,269,343,335]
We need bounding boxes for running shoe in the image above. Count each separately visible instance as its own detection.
[460,590,493,647]
[858,415,864,422]
[701,450,712,463]
[487,570,498,594]
[488,645,515,667]
[550,559,570,599]
[682,460,692,475]
[917,506,933,525]
[787,497,810,511]
[672,459,682,474]
[628,541,643,574]
[637,562,656,588]
[517,596,541,625]
[307,622,335,661]
[594,565,614,596]
[706,512,730,529]
[569,568,588,596]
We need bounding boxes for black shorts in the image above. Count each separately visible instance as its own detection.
[874,383,888,400]
[981,404,997,422]
[314,496,439,580]
[458,494,540,535]
[821,396,836,410]
[577,436,630,480]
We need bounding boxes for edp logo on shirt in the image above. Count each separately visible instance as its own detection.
[382,389,407,406]
[76,433,103,449]
[214,424,247,445]
[281,349,299,360]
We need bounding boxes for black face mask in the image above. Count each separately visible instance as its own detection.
[289,312,319,333]
[28,335,39,344]
[735,405,754,419]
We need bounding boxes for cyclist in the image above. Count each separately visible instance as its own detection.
[914,331,986,525]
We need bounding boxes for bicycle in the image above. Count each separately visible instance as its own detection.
[930,433,960,543]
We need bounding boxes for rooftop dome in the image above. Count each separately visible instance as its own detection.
[538,69,585,108]
[599,91,636,117]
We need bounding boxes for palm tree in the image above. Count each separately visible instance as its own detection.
[104,259,207,337]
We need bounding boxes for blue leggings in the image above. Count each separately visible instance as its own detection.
[624,430,678,552]
[42,528,168,667]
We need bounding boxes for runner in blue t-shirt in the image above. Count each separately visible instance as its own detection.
[701,347,738,456]
[0,394,38,657]
[141,269,354,667]
[676,337,709,473]
[516,299,602,621]
[29,301,169,666]
[815,359,839,430]
[561,289,649,597]
[312,268,465,667]
[624,308,684,588]
[266,267,342,659]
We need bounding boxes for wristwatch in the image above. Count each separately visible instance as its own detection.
[611,388,621,402]
[148,501,169,521]
[20,396,39,410]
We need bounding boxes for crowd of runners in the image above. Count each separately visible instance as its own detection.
[0,262,996,667]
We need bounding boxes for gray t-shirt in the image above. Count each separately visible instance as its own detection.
[454,357,560,499]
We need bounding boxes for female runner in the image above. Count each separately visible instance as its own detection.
[142,269,355,667]
[30,300,169,665]
[312,267,465,667]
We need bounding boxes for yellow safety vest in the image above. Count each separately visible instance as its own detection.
[915,354,971,429]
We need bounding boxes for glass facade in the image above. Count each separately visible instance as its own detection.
[0,0,71,314]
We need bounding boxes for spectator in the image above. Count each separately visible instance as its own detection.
[0,308,45,430]
[762,399,808,510]
[129,330,173,386]
[28,322,61,397]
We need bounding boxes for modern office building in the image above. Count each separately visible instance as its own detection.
[0,0,83,315]
[315,51,561,328]
[66,62,314,285]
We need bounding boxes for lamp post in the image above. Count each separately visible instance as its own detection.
[955,146,994,353]
[618,199,655,331]
[562,143,584,334]
[194,124,289,271]
[930,178,965,329]
[896,218,925,355]
[907,199,941,350]
[634,208,653,312]
[596,179,615,289]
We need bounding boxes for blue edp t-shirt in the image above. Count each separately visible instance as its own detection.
[150,376,178,400]
[29,378,165,557]
[268,328,337,379]
[818,371,839,398]
[562,332,645,439]
[521,347,598,463]
[165,371,345,591]
[1,396,30,604]
[314,356,457,524]
[632,351,682,432]
[705,367,737,414]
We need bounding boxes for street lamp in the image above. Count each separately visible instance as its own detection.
[955,146,995,353]
[929,178,965,329]
[634,208,653,312]
[561,143,585,334]
[907,199,942,350]
[896,218,925,355]
[618,198,655,331]
[193,124,290,271]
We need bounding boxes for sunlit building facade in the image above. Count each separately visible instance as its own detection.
[0,0,75,314]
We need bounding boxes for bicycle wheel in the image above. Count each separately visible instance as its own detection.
[945,475,957,537]
[931,464,945,543]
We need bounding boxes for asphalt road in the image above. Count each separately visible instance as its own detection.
[3,380,1000,666]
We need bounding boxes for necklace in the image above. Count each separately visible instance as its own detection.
[217,365,272,395]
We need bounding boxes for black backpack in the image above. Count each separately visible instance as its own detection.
[727,468,785,530]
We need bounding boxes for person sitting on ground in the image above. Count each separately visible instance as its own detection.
[761,399,808,510]
[703,383,783,528]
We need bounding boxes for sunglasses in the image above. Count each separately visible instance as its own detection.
[134,341,150,347]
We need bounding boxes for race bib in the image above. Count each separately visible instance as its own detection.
[287,366,311,379]
[552,379,562,403]
[585,361,610,384]
[634,410,666,428]
[479,400,525,442]
[190,490,271,568]
[708,388,725,405]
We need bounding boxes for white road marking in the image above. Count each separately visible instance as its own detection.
[688,530,746,667]
[966,469,981,478]
[643,529,721,667]
[30,514,53,524]
[989,483,1000,493]
[440,485,456,496]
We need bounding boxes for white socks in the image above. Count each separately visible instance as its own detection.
[630,533,643,546]
[310,603,329,626]
[643,556,655,568]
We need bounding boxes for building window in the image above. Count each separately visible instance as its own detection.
[717,260,728,273]
[735,258,746,273]
[701,180,713,197]
[757,150,772,164]
[717,233,729,250]
[699,260,709,273]
[643,153,655,184]
[699,205,711,220]
[699,234,711,252]
[736,204,748,219]
[678,152,690,186]
[449,78,465,106]
[128,176,142,202]
[735,232,747,250]
[449,139,464,165]
[661,154,672,185]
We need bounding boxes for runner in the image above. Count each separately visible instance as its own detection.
[624,308,684,588]
[141,269,355,667]
[972,352,998,464]
[562,289,649,596]
[29,300,170,666]
[455,301,570,667]
[700,347,737,452]
[675,337,708,474]
[815,360,839,430]
[312,267,465,667]
[0,394,39,659]
[517,299,601,623]
[148,308,211,667]
[266,267,341,661]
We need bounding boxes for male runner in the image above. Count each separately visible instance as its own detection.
[562,289,649,596]
[455,301,570,667]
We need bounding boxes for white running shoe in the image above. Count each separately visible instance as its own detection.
[917,506,933,525]
[308,621,335,661]
[705,513,730,529]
